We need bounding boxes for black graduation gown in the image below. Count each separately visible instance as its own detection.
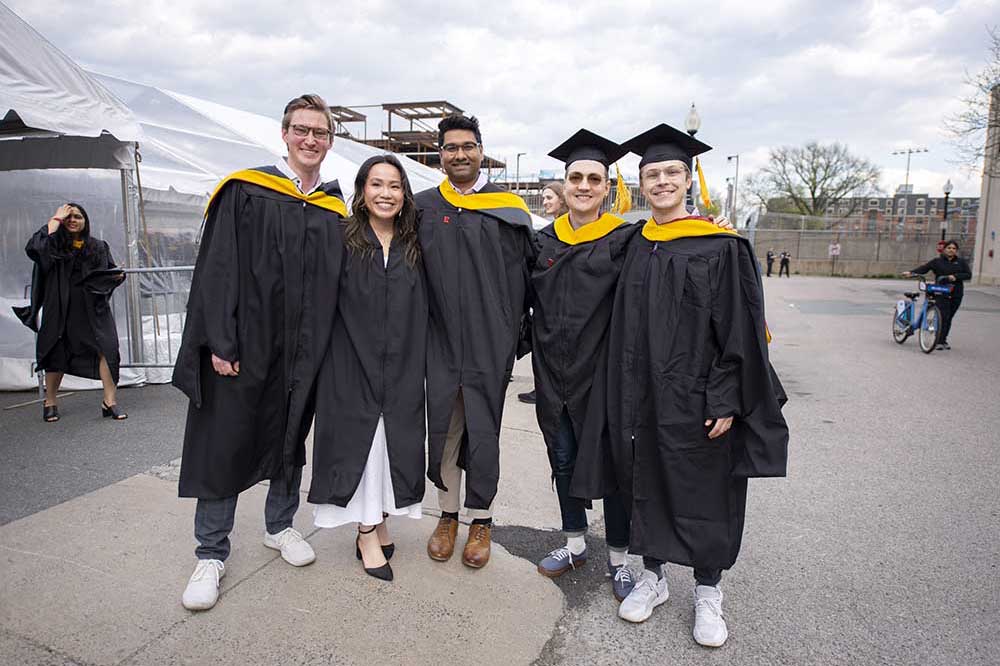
[17,227,124,383]
[173,167,346,500]
[606,220,788,569]
[529,215,638,496]
[308,224,428,508]
[415,180,535,510]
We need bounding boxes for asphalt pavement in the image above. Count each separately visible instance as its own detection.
[1,276,998,665]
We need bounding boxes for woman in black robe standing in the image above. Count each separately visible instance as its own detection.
[19,203,127,422]
[309,155,428,582]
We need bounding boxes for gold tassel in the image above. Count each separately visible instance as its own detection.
[696,157,712,209]
[611,163,632,214]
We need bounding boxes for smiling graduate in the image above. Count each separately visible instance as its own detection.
[605,123,789,647]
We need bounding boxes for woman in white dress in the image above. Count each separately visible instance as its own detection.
[309,155,427,581]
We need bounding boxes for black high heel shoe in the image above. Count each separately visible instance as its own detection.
[356,526,393,581]
[101,402,128,420]
[43,403,59,423]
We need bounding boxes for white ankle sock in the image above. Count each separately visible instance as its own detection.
[608,549,627,567]
[566,535,586,555]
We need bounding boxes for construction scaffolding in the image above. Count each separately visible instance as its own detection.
[329,100,506,172]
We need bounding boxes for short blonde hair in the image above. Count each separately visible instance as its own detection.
[282,94,332,132]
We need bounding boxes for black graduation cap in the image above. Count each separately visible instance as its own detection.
[621,123,712,168]
[548,129,627,168]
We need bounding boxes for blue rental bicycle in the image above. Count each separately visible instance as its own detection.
[892,276,952,353]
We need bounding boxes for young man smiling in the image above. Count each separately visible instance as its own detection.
[174,94,348,611]
[602,123,789,646]
[415,115,535,569]
[529,129,637,600]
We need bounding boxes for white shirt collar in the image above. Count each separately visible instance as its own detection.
[449,171,489,195]
[276,158,322,194]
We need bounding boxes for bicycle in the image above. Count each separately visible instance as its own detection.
[891,276,952,353]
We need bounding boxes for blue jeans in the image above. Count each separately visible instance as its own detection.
[550,409,629,549]
[194,467,302,561]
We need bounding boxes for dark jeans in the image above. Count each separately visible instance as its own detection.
[550,409,629,549]
[642,556,722,587]
[938,293,963,343]
[194,467,303,561]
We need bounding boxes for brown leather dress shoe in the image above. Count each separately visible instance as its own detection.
[462,523,492,569]
[427,516,459,561]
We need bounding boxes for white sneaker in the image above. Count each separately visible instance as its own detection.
[181,559,225,611]
[693,584,728,647]
[264,527,316,566]
[618,568,669,623]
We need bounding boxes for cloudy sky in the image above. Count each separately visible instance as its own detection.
[8,0,999,198]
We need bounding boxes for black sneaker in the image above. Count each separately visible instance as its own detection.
[517,389,536,404]
[939,342,951,350]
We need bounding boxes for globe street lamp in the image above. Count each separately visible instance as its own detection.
[684,103,701,208]
[940,178,953,241]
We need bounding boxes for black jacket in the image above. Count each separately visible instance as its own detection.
[910,254,972,299]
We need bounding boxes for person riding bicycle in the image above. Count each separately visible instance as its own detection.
[902,240,971,350]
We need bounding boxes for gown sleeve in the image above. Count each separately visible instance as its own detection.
[709,240,789,478]
[185,183,242,363]
[25,225,60,275]
[705,241,750,419]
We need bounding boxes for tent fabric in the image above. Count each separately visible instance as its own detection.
[0,2,140,142]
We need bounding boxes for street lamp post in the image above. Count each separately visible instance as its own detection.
[727,153,740,223]
[515,152,526,195]
[684,103,701,208]
[940,178,953,241]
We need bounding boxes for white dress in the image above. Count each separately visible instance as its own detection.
[312,250,422,528]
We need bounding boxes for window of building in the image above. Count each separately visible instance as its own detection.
[916,207,925,215]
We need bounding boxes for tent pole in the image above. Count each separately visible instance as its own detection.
[121,162,143,365]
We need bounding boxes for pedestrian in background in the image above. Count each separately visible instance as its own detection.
[17,203,127,423]
[779,250,791,277]
[766,248,775,277]
[903,240,971,350]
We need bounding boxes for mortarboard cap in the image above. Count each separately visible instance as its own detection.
[548,129,627,168]
[621,123,712,168]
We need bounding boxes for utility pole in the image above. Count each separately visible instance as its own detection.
[891,147,928,191]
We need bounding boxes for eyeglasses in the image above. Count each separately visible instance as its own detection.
[289,124,332,141]
[441,142,480,155]
[641,166,689,182]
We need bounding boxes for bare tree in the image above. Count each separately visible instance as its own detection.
[946,25,1000,175]
[744,142,881,217]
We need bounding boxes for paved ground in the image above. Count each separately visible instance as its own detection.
[1,276,999,665]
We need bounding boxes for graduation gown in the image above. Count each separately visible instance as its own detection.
[173,166,347,500]
[529,213,638,495]
[415,180,535,509]
[17,227,124,383]
[606,217,788,570]
[308,224,428,508]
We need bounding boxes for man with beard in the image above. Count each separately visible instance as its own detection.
[173,94,347,610]
[416,114,535,569]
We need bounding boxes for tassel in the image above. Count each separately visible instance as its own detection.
[696,157,712,209]
[611,163,632,214]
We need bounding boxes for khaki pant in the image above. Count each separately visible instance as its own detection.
[438,390,492,519]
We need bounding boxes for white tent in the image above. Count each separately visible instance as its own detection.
[0,1,146,391]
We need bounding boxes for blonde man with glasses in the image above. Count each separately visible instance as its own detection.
[174,94,349,611]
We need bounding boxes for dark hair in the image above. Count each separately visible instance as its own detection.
[282,94,332,132]
[346,155,420,268]
[944,240,959,250]
[542,182,570,217]
[438,114,482,146]
[53,202,99,257]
